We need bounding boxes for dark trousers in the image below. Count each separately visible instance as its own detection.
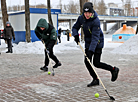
[44,49,59,66]
[84,48,113,79]
[58,36,61,43]
[67,35,69,41]
[7,39,12,52]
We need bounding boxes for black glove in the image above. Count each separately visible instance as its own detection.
[74,35,80,45]
[13,38,15,41]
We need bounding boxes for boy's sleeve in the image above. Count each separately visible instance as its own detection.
[12,28,15,39]
[72,16,82,37]
[35,28,42,40]
[50,28,57,41]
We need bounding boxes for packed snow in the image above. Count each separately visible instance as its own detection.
[0,33,122,54]
[0,34,81,54]
[111,34,138,55]
[0,23,137,55]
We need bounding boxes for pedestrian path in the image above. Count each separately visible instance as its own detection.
[0,49,138,102]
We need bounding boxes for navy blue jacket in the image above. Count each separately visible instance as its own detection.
[72,11,104,52]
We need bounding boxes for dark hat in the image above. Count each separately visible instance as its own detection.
[83,2,94,13]
[6,21,11,26]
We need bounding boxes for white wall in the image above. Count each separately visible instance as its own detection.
[9,13,58,31]
[30,13,57,30]
[9,14,25,31]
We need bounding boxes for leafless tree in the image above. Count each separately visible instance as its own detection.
[21,5,25,10]
[8,6,12,11]
[25,0,31,42]
[59,0,62,12]
[124,0,131,16]
[1,0,8,28]
[67,0,79,13]
[136,22,138,34]
[79,0,88,41]
[89,0,98,10]
[62,1,79,13]
[8,4,47,11]
[12,5,19,11]
[47,0,53,25]
[33,4,47,8]
[96,0,107,15]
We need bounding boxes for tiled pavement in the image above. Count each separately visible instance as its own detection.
[0,48,138,102]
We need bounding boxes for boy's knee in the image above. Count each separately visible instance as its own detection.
[93,62,100,68]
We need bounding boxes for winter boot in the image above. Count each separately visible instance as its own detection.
[6,50,10,53]
[87,79,99,87]
[53,62,62,68]
[10,49,13,53]
[111,66,119,82]
[40,66,48,72]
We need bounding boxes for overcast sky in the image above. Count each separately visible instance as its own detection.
[6,0,138,7]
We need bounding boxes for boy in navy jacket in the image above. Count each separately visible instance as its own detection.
[72,2,119,87]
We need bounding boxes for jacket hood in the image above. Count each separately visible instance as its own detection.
[36,18,49,30]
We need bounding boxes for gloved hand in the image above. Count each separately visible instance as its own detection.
[13,38,15,41]
[74,35,80,45]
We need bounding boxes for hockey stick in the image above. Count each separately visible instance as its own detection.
[42,41,55,76]
[78,42,115,101]
[136,19,138,34]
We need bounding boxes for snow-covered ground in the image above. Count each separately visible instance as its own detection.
[111,34,138,55]
[0,33,123,54]
[0,34,81,54]
[0,23,137,55]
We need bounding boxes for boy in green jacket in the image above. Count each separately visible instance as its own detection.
[35,18,61,71]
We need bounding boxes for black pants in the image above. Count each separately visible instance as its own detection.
[67,35,69,41]
[84,48,113,79]
[7,39,12,52]
[58,36,61,43]
[44,49,59,66]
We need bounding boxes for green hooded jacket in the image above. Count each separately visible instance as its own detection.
[35,18,57,45]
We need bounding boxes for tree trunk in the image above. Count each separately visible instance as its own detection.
[25,0,31,42]
[1,0,8,28]
[79,0,88,42]
[47,0,53,26]
[136,22,138,34]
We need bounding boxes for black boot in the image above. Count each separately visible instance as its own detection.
[87,79,99,87]
[111,66,119,82]
[10,49,13,53]
[40,66,48,72]
[53,62,62,68]
[6,50,10,53]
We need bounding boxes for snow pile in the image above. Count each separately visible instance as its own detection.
[104,36,122,48]
[1,32,138,55]
[0,34,120,54]
[12,35,80,54]
[111,34,138,55]
[13,41,45,54]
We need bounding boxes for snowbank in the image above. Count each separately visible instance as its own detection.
[0,34,80,54]
[111,34,138,55]
[13,41,45,54]
[2,32,138,55]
